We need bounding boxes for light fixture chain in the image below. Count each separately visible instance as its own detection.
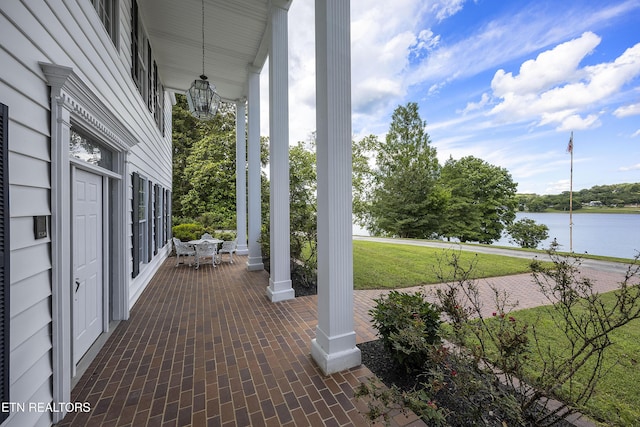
[201,0,205,76]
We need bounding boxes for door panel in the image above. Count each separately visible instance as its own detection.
[73,169,103,363]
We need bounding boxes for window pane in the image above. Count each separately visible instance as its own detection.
[70,129,113,170]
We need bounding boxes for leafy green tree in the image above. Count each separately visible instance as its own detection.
[289,141,317,253]
[506,218,549,248]
[172,94,203,217]
[352,134,377,232]
[440,156,517,244]
[172,96,238,223]
[288,141,318,288]
[526,196,548,212]
[180,131,237,221]
[368,103,447,238]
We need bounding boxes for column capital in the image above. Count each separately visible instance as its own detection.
[270,0,292,11]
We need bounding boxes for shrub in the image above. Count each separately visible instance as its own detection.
[506,218,549,249]
[434,246,640,426]
[172,216,196,226]
[370,290,441,371]
[196,211,236,231]
[214,230,237,241]
[172,223,205,242]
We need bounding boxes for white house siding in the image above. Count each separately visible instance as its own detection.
[0,1,172,425]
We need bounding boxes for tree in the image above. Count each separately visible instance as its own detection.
[288,141,318,288]
[368,103,447,238]
[440,156,517,244]
[172,96,238,223]
[506,218,549,248]
[352,134,377,232]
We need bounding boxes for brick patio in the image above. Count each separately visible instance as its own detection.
[58,252,626,426]
[57,256,424,427]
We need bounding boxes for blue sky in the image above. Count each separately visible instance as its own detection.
[261,0,640,195]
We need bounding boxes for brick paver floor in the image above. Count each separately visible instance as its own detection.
[59,253,628,427]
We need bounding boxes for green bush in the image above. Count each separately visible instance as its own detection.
[172,216,196,226]
[172,223,205,242]
[213,230,237,241]
[196,211,236,231]
[370,290,441,371]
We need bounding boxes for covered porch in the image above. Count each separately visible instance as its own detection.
[56,257,423,426]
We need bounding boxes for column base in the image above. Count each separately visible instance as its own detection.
[267,278,294,302]
[246,257,264,271]
[311,338,361,376]
[236,244,249,256]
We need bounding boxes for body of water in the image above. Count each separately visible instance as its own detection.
[353,212,640,259]
[494,212,640,259]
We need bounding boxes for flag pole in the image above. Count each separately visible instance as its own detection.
[568,131,574,253]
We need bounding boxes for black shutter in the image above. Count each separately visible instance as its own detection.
[154,184,160,255]
[131,172,140,278]
[166,190,172,241]
[0,103,10,422]
[147,42,153,111]
[147,180,152,262]
[131,0,138,81]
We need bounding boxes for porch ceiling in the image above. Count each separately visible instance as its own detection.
[138,0,292,100]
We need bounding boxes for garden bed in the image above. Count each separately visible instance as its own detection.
[358,339,580,427]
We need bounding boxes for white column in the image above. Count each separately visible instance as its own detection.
[267,4,294,302]
[235,99,248,255]
[311,0,361,374]
[246,68,264,271]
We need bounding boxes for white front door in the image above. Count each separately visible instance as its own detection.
[73,169,104,363]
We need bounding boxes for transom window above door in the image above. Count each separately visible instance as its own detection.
[70,129,114,171]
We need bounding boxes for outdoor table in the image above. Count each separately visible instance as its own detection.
[188,238,223,245]
[188,238,224,266]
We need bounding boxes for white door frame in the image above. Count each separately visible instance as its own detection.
[70,165,112,365]
[41,63,137,423]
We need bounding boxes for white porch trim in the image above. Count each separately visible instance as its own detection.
[267,4,294,302]
[311,0,361,375]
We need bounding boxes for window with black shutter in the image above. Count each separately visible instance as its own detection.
[130,0,139,83]
[154,184,160,255]
[0,102,11,421]
[166,190,172,241]
[147,180,152,262]
[131,172,140,278]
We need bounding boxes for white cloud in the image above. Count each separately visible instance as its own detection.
[633,129,640,137]
[491,32,601,97]
[545,179,571,194]
[614,103,640,117]
[488,33,640,131]
[463,93,491,114]
[430,0,468,21]
[275,0,640,146]
[619,163,640,171]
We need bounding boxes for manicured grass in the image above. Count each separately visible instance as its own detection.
[508,292,640,426]
[353,240,541,290]
[350,238,640,425]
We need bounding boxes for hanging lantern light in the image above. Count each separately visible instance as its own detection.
[186,0,221,120]
[186,74,221,120]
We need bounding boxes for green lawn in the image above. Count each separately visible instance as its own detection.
[351,239,640,425]
[508,293,640,426]
[353,240,541,290]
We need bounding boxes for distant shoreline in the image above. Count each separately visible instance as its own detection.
[528,208,640,215]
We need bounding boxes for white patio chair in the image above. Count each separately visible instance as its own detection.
[173,237,195,267]
[195,241,218,269]
[201,232,214,240]
[217,239,237,264]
